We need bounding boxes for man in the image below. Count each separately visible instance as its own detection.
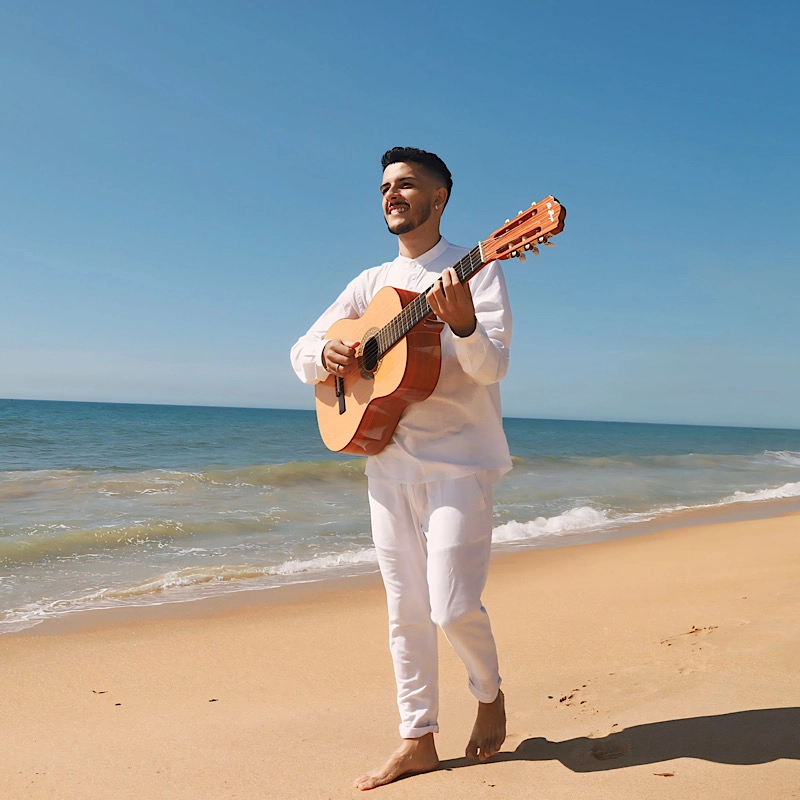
[290,147,511,790]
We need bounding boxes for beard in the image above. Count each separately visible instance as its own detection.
[384,199,433,236]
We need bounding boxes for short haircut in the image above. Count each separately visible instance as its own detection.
[381,146,453,202]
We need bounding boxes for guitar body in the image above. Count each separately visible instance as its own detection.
[315,286,444,456]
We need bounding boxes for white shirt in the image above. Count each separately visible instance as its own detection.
[290,237,513,483]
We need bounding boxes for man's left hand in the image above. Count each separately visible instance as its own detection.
[427,268,477,338]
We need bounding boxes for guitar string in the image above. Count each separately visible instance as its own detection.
[376,245,484,357]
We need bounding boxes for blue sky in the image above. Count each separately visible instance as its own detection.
[1,0,798,428]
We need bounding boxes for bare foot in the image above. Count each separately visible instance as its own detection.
[353,732,439,791]
[465,689,506,761]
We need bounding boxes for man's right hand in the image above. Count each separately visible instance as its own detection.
[322,339,360,377]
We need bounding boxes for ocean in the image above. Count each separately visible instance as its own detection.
[2,399,799,633]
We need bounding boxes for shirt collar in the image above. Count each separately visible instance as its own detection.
[399,236,451,268]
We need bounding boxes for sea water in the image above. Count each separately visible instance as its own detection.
[2,399,799,632]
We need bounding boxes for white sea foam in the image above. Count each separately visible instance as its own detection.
[274,548,378,575]
[88,549,379,598]
[491,506,618,544]
[491,480,800,547]
[723,481,800,503]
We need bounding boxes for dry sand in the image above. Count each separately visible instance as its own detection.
[2,511,798,799]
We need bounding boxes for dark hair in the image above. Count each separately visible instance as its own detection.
[381,146,453,202]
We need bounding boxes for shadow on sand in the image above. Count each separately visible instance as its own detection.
[440,708,800,774]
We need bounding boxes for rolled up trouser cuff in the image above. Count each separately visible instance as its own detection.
[398,722,440,739]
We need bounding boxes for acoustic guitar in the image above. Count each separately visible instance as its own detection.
[315,196,566,456]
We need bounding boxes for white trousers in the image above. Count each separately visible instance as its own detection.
[368,472,501,739]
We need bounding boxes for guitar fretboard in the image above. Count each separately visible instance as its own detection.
[375,244,485,357]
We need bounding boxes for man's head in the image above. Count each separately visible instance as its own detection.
[380,147,452,241]
[381,147,452,206]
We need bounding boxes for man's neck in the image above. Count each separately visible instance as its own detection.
[398,228,442,260]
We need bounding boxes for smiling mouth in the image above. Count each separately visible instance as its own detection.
[388,203,409,215]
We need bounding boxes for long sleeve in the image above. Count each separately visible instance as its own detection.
[289,277,369,385]
[451,260,512,386]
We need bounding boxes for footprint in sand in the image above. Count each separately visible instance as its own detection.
[661,624,719,674]
[660,624,718,648]
[551,680,597,715]
[590,737,631,760]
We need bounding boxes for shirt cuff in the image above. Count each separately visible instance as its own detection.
[452,322,486,350]
[451,323,501,380]
[302,339,330,383]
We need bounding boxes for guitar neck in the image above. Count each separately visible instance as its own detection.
[376,244,486,357]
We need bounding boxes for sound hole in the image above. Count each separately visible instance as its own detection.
[362,336,380,372]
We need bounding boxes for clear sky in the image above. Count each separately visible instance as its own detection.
[2,0,798,429]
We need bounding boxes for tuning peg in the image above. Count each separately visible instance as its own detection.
[543,240,555,248]
[517,250,526,264]
[505,219,510,224]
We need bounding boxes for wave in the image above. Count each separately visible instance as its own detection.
[0,517,278,565]
[723,481,800,503]
[763,451,800,468]
[93,549,380,599]
[5,474,798,568]
[491,506,651,544]
[491,480,800,546]
[0,548,380,632]
[4,478,799,632]
[509,449,800,472]
[2,459,368,498]
[201,459,366,487]
[4,448,795,499]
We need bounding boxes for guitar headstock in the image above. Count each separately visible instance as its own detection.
[480,196,566,262]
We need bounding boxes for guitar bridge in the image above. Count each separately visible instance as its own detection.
[335,376,346,414]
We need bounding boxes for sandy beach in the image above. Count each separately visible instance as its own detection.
[2,510,798,799]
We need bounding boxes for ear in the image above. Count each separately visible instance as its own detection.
[434,186,448,211]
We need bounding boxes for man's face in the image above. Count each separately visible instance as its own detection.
[380,162,444,236]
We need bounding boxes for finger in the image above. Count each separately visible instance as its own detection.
[447,270,473,302]
[333,341,356,360]
[324,343,345,373]
[329,339,357,358]
[327,340,361,374]
[440,270,470,306]
[438,270,455,297]
[427,289,443,317]
[439,271,458,292]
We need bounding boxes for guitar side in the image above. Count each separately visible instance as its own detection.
[315,286,444,456]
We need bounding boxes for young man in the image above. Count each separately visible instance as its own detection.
[290,147,511,790]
